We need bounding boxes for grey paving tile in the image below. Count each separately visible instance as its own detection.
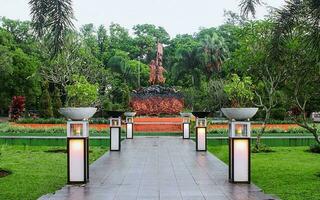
[38,137,278,200]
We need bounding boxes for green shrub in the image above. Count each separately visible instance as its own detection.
[223,74,254,107]
[208,129,228,135]
[252,143,274,153]
[51,87,62,117]
[39,82,53,118]
[15,117,109,124]
[66,75,99,107]
[271,108,287,120]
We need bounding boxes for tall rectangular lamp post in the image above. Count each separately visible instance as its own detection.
[110,116,121,151]
[192,112,210,151]
[228,120,251,183]
[180,112,191,139]
[124,112,136,139]
[67,120,89,184]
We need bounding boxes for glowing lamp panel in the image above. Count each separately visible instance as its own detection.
[197,127,206,151]
[111,128,120,150]
[69,139,85,182]
[233,139,249,182]
[127,124,133,138]
[71,124,83,136]
[235,124,248,137]
[183,123,190,138]
[183,117,190,123]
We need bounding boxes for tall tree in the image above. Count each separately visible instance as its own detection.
[133,24,170,61]
[198,33,229,77]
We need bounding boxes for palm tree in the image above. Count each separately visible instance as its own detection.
[239,0,263,18]
[29,0,75,56]
[198,33,229,77]
[172,43,202,88]
[273,0,320,51]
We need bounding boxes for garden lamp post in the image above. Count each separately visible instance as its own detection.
[192,112,210,151]
[67,120,89,184]
[180,113,191,139]
[107,111,124,151]
[228,120,251,183]
[124,112,136,139]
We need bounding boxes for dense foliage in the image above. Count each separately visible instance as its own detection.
[0,1,319,122]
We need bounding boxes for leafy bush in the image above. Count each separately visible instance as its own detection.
[39,82,53,118]
[208,128,228,135]
[15,117,110,124]
[16,118,66,124]
[66,75,99,107]
[51,87,62,117]
[9,96,25,121]
[271,108,287,120]
[252,143,274,153]
[223,74,254,107]
[287,127,309,134]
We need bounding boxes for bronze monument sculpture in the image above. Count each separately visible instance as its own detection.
[131,42,183,115]
[149,42,166,85]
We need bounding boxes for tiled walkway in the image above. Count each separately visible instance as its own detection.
[39,137,277,200]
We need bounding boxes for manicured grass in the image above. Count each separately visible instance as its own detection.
[208,145,320,200]
[0,145,108,200]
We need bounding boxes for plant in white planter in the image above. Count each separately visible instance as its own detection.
[59,75,99,120]
[221,74,257,120]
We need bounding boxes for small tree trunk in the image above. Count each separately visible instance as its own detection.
[297,122,320,145]
[255,110,270,149]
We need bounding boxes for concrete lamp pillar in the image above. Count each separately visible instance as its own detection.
[228,120,251,183]
[67,120,89,184]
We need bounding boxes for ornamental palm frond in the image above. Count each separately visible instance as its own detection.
[273,0,320,52]
[29,0,75,56]
[239,0,263,18]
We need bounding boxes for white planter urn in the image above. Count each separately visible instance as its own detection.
[59,107,97,120]
[124,112,136,117]
[221,108,258,120]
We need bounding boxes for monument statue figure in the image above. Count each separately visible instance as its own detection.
[149,42,166,85]
[149,60,156,85]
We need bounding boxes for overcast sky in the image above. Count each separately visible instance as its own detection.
[0,0,284,36]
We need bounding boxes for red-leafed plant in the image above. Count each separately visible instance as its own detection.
[9,96,26,120]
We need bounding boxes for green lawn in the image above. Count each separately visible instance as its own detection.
[208,145,320,200]
[0,145,107,200]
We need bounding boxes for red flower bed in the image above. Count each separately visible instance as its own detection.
[130,97,184,115]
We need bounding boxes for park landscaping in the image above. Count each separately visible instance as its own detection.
[0,145,108,200]
[208,144,320,200]
[0,0,320,199]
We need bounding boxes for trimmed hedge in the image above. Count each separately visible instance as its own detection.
[15,118,110,124]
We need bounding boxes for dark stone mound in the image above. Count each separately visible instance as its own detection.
[0,169,12,178]
[132,85,183,99]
